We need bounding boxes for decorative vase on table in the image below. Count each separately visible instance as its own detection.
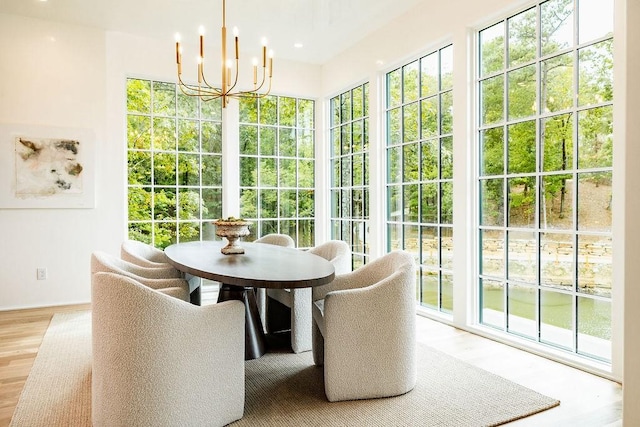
[214,218,252,255]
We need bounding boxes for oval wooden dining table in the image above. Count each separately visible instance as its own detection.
[165,240,335,360]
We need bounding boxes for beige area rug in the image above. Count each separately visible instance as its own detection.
[10,311,559,427]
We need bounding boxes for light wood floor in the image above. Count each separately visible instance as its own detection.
[0,289,622,427]
[415,316,622,426]
[0,303,91,426]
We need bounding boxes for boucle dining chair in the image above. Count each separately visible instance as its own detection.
[121,239,203,305]
[267,240,351,353]
[120,239,171,268]
[254,233,296,248]
[91,251,190,302]
[311,250,417,402]
[253,234,296,329]
[91,272,245,427]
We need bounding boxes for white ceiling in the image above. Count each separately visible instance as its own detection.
[0,0,424,64]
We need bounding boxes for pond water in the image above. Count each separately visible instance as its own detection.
[420,284,611,361]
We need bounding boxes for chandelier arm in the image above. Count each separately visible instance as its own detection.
[202,94,222,102]
[178,74,207,93]
[237,77,272,99]
[178,77,221,98]
[200,72,224,95]
[178,78,203,96]
[180,86,220,98]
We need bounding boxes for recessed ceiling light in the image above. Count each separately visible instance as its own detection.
[294,43,303,48]
[375,60,384,66]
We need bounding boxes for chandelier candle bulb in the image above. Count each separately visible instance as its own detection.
[175,34,183,74]
[199,26,205,59]
[235,36,239,59]
[252,58,258,86]
[226,59,232,87]
[233,26,239,59]
[175,33,181,65]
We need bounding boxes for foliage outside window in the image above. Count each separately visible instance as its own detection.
[478,0,614,362]
[126,78,223,248]
[386,45,454,314]
[330,83,370,269]
[239,96,315,248]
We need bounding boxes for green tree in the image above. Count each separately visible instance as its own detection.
[479,1,612,225]
[126,78,223,248]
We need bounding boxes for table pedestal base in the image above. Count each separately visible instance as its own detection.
[218,284,267,360]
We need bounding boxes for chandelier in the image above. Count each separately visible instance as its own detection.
[174,0,274,108]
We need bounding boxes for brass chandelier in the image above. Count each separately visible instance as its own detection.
[174,0,274,108]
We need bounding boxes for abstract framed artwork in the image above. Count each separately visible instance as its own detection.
[0,123,95,209]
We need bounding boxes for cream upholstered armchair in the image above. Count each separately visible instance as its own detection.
[120,239,171,268]
[253,234,296,329]
[308,240,351,276]
[120,239,202,305]
[91,272,245,427]
[91,251,190,301]
[311,250,417,402]
[267,240,351,353]
[254,233,296,248]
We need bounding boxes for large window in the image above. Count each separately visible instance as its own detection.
[330,83,370,269]
[126,78,223,248]
[239,96,315,248]
[478,0,613,362]
[386,45,454,314]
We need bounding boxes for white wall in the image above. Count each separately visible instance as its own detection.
[0,14,109,309]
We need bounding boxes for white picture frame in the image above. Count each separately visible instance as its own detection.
[0,123,96,209]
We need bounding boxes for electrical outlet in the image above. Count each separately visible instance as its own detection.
[36,268,47,280]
